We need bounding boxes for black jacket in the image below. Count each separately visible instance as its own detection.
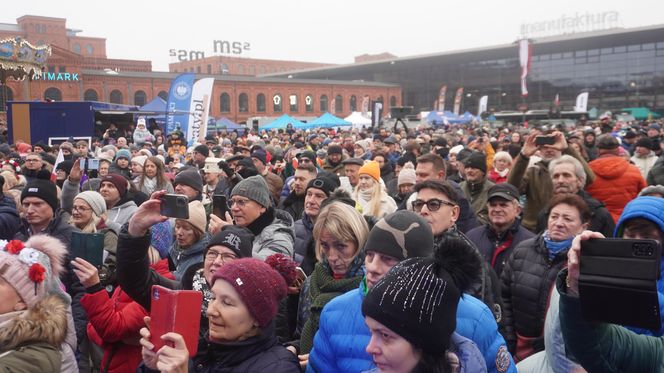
[500,234,568,355]
[535,191,615,237]
[0,195,20,240]
[278,191,305,222]
[465,219,535,277]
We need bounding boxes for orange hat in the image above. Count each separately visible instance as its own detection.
[359,160,381,182]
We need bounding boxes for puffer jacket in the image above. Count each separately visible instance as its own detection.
[0,194,20,240]
[248,208,295,260]
[293,214,314,266]
[647,157,664,185]
[535,190,615,237]
[500,235,568,360]
[168,233,210,280]
[107,199,138,226]
[307,281,515,373]
[466,219,535,277]
[81,259,174,373]
[0,295,70,372]
[586,155,646,222]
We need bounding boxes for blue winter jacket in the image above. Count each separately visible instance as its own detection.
[307,280,515,373]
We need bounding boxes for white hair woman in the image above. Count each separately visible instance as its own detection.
[488,151,513,184]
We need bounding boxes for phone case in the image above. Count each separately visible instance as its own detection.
[150,285,202,357]
[70,232,105,267]
[579,238,661,330]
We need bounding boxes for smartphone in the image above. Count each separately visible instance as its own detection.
[79,158,100,170]
[579,238,662,330]
[535,136,555,146]
[212,194,228,219]
[160,194,190,219]
[70,232,105,267]
[149,285,202,357]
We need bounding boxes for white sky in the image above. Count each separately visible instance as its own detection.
[7,0,664,71]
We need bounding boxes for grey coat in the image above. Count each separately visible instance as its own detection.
[252,209,295,260]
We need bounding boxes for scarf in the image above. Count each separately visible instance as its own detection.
[142,176,158,194]
[495,168,509,178]
[191,268,214,316]
[299,258,364,354]
[543,230,574,260]
[246,207,275,237]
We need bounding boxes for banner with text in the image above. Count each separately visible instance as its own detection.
[437,85,447,111]
[453,87,464,115]
[519,39,532,96]
[186,77,215,145]
[477,95,488,116]
[574,92,589,112]
[166,73,195,136]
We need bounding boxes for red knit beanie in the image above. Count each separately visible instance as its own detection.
[212,257,288,327]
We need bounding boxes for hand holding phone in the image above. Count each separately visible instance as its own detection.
[160,194,189,219]
[149,286,202,357]
[212,194,228,219]
[535,136,556,146]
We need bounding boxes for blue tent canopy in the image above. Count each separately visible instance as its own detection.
[139,97,167,128]
[308,112,352,128]
[426,111,448,125]
[208,117,246,134]
[261,114,307,130]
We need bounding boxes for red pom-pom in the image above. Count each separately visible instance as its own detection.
[265,253,298,286]
[28,263,46,283]
[5,240,25,254]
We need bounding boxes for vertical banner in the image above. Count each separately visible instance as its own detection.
[166,73,195,136]
[574,92,589,112]
[437,85,447,111]
[554,94,560,108]
[477,95,488,116]
[453,87,464,115]
[329,94,336,114]
[371,101,383,128]
[361,95,370,116]
[186,77,214,145]
[518,39,531,97]
[51,148,64,182]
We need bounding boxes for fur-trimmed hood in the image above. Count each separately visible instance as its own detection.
[0,295,68,351]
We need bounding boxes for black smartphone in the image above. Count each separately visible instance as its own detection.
[579,238,662,330]
[535,136,555,146]
[160,194,190,219]
[212,194,228,219]
[71,232,105,267]
[79,158,100,170]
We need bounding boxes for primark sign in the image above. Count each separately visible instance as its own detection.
[33,72,80,81]
[520,11,620,38]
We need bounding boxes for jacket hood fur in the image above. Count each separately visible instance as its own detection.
[0,295,68,350]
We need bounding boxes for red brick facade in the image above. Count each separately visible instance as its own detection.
[170,56,334,76]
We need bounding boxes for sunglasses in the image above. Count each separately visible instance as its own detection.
[412,198,456,212]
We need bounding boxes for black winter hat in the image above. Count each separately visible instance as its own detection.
[206,225,255,259]
[462,152,487,174]
[364,211,434,261]
[306,174,339,197]
[636,137,654,149]
[251,148,268,165]
[174,170,204,193]
[327,145,343,155]
[194,144,210,157]
[21,178,59,213]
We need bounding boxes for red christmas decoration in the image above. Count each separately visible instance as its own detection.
[28,263,46,283]
[5,240,25,254]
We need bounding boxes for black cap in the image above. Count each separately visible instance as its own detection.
[297,150,317,164]
[434,138,448,147]
[342,157,364,166]
[194,144,210,157]
[487,183,520,202]
[327,145,343,155]
[623,131,637,139]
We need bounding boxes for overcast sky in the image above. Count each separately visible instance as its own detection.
[7,0,664,71]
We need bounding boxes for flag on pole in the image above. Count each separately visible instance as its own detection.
[477,95,488,117]
[186,77,214,145]
[453,87,464,115]
[165,73,195,136]
[554,94,560,108]
[518,39,532,97]
[437,85,447,111]
[51,148,64,182]
[574,92,589,112]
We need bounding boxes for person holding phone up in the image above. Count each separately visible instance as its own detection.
[559,196,664,372]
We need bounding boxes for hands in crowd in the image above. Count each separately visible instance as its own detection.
[208,212,234,235]
[140,316,189,373]
[566,230,606,297]
[128,190,169,237]
[71,257,100,288]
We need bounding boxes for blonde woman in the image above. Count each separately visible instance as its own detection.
[352,161,397,219]
[488,151,513,184]
[1,170,21,209]
[296,202,370,358]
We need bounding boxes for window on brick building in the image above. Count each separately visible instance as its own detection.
[273,94,282,112]
[289,94,298,112]
[305,95,313,112]
[220,64,229,75]
[158,91,168,101]
[257,93,266,112]
[47,65,55,73]
[207,64,212,74]
[73,43,81,54]
[238,64,245,75]
[84,89,98,102]
[390,95,397,107]
[350,95,357,111]
[320,95,328,112]
[196,66,201,73]
[85,44,93,55]
[44,87,62,101]
[220,93,231,112]
[259,65,266,75]
[335,95,343,113]
[134,90,147,106]
[248,66,256,75]
[0,86,13,112]
[59,66,66,73]
[109,90,123,104]
[239,93,248,112]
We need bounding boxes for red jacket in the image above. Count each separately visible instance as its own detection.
[81,259,174,373]
[488,168,509,184]
[586,155,646,222]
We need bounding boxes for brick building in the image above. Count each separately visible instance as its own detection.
[0,15,401,125]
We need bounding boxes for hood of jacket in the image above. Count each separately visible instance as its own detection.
[0,295,68,351]
[171,233,210,265]
[590,156,630,179]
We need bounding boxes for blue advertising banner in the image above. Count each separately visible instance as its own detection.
[165,73,195,136]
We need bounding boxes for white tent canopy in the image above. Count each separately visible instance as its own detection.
[344,111,372,130]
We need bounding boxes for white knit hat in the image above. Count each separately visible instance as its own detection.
[74,191,107,217]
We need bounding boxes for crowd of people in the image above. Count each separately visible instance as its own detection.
[1,114,664,372]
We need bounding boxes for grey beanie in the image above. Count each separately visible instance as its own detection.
[174,170,204,193]
[75,191,107,217]
[231,175,271,208]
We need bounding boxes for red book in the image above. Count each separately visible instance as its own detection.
[150,285,202,357]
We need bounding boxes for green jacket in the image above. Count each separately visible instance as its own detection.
[0,343,62,372]
[558,270,664,372]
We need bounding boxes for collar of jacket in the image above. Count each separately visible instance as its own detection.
[487,218,522,242]
[246,207,275,236]
[205,321,279,367]
[283,190,305,208]
[465,179,487,195]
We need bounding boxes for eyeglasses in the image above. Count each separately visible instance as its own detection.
[205,250,238,262]
[72,205,92,213]
[412,199,456,212]
[229,198,251,208]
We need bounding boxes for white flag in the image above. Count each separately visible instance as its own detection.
[186,78,215,145]
[574,92,589,112]
[51,148,64,182]
[519,39,531,96]
[478,95,488,116]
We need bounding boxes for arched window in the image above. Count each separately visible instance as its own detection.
[220,92,231,112]
[0,86,13,111]
[257,93,266,112]
[335,95,343,113]
[273,94,282,112]
[248,65,255,75]
[83,89,98,101]
[220,64,229,75]
[158,91,168,100]
[320,95,328,112]
[238,64,245,75]
[350,95,357,112]
[289,94,298,112]
[390,95,397,107]
[109,90,123,104]
[85,44,93,55]
[134,90,147,106]
[305,94,314,112]
[44,87,62,101]
[239,93,248,112]
[259,65,267,75]
[73,43,81,54]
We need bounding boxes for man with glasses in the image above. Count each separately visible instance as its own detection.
[412,179,503,322]
[22,152,44,184]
